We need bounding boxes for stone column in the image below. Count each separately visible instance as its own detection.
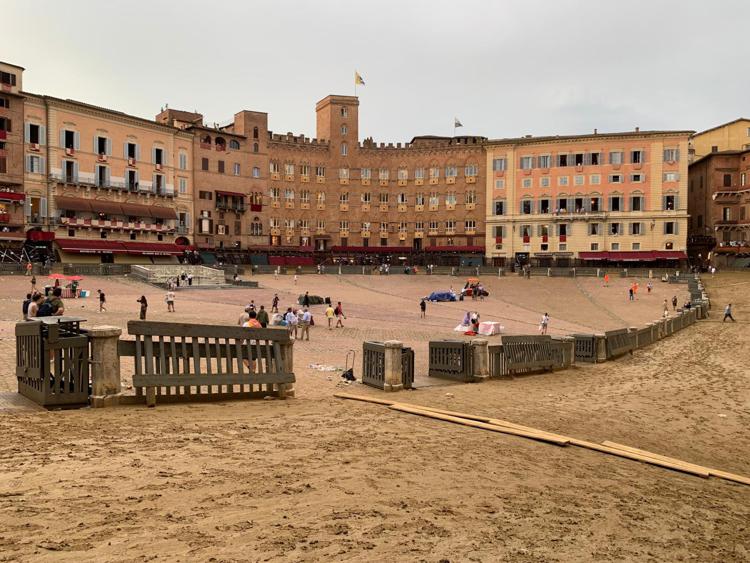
[558,336,575,367]
[278,340,295,398]
[595,333,607,362]
[629,327,638,349]
[88,326,122,408]
[383,340,404,392]
[470,339,489,381]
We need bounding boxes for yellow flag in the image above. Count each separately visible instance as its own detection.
[355,71,365,86]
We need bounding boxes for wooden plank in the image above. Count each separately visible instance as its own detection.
[127,320,290,341]
[273,342,283,374]
[133,372,295,387]
[602,441,750,486]
[388,404,569,446]
[334,392,396,406]
[170,337,179,377]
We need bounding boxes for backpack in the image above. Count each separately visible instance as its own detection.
[36,299,56,317]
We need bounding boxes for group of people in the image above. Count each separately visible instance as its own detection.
[236,295,347,340]
[21,287,66,320]
[167,272,193,290]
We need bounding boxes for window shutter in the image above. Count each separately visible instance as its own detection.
[185,213,191,228]
[662,195,667,210]
[568,197,575,211]
[25,155,30,172]
[73,162,79,181]
[40,157,46,174]
[74,131,80,150]
[59,129,65,148]
[151,147,156,164]
[152,174,156,191]
[674,195,679,210]
[39,126,46,145]
[24,197,31,216]
[105,167,111,185]
[40,197,48,218]
[24,122,30,143]
[134,170,139,186]
[124,142,128,158]
[136,144,141,161]
[93,135,97,153]
[674,222,679,235]
[675,149,680,162]
[106,138,112,156]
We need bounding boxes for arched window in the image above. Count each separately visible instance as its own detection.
[341,142,348,156]
[252,166,260,178]
[250,217,263,236]
[215,137,226,152]
[229,139,240,150]
[253,143,259,153]
[341,124,347,135]
[201,134,211,146]
[253,127,259,139]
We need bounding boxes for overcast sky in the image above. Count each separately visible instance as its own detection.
[5,0,749,141]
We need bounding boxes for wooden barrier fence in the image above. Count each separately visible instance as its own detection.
[119,321,294,406]
[428,340,474,382]
[572,334,597,363]
[362,341,414,390]
[605,328,635,359]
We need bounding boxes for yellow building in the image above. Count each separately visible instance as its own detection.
[484,130,691,267]
[690,118,750,162]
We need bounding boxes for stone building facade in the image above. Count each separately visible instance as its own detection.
[0,62,26,246]
[484,130,691,267]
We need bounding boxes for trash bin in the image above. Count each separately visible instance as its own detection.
[15,316,90,407]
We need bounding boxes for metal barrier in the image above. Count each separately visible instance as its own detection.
[572,334,597,363]
[604,328,635,359]
[63,264,132,276]
[428,340,474,381]
[119,321,295,406]
[15,317,90,407]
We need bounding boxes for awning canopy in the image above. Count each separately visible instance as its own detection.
[578,251,687,262]
[149,206,178,220]
[55,196,92,212]
[216,190,246,199]
[91,200,124,215]
[121,242,184,256]
[0,191,25,203]
[424,245,485,253]
[331,246,413,254]
[57,239,185,256]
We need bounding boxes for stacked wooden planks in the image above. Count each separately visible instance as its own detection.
[334,393,750,487]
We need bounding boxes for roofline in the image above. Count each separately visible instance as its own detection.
[22,92,191,136]
[486,130,694,146]
[693,117,750,137]
[689,148,750,167]
[0,61,25,71]
[315,94,359,111]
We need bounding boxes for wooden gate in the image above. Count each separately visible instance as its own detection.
[120,321,294,406]
[501,335,555,372]
[572,334,597,362]
[16,318,90,407]
[428,340,473,381]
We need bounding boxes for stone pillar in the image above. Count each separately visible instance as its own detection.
[629,327,638,349]
[89,326,123,408]
[470,339,489,381]
[278,340,295,398]
[595,333,607,362]
[651,320,662,341]
[559,336,575,367]
[383,340,404,392]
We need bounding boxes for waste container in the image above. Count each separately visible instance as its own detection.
[16,316,90,407]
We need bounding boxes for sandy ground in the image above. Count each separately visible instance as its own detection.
[0,271,748,561]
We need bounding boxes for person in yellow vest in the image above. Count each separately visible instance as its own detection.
[325,303,335,330]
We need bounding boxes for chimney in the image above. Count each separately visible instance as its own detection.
[635,126,640,132]
[594,128,598,134]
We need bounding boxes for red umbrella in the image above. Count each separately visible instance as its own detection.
[48,273,66,280]
[67,275,84,281]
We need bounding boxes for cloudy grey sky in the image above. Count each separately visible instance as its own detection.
[5,0,749,141]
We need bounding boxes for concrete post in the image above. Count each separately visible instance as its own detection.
[629,327,638,349]
[470,339,489,381]
[558,336,575,367]
[383,340,404,392]
[278,341,295,398]
[595,333,607,362]
[88,326,123,408]
[651,320,662,340]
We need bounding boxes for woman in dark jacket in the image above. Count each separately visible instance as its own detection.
[137,296,148,320]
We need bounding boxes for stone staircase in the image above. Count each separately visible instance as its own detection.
[130,265,226,287]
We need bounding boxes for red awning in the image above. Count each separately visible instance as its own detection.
[424,246,485,253]
[653,250,688,260]
[121,242,185,256]
[216,190,246,198]
[0,191,25,203]
[56,239,128,254]
[579,250,687,262]
[578,251,609,261]
[331,246,413,254]
[608,251,658,262]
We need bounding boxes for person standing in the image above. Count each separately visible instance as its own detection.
[242,310,262,328]
[723,303,736,322]
[628,287,634,301]
[293,274,298,285]
[603,273,610,287]
[97,289,107,312]
[166,289,175,312]
[334,301,346,328]
[303,291,310,308]
[420,299,426,318]
[299,307,311,340]
[238,305,251,326]
[285,307,298,338]
[187,273,193,286]
[25,262,32,276]
[22,293,32,320]
[27,293,43,318]
[663,299,669,318]
[647,281,653,294]
[325,303,335,330]
[539,313,550,335]
[272,293,279,313]
[137,296,148,320]
[672,295,678,311]
[30,275,37,293]
[257,305,269,328]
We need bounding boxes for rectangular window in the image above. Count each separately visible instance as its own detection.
[723,173,732,187]
[558,176,569,186]
[632,242,641,250]
[609,151,623,165]
[663,148,679,162]
[233,163,240,176]
[465,164,478,177]
[429,192,439,206]
[630,150,643,164]
[398,168,408,180]
[179,178,187,194]
[26,155,43,174]
[300,164,310,176]
[415,167,425,179]
[521,200,533,214]
[610,223,622,235]
[361,168,371,180]
[218,160,225,174]
[339,192,349,204]
[466,220,476,231]
[315,165,325,177]
[379,168,389,180]
[28,123,41,144]
[96,165,108,187]
[520,156,533,170]
[445,193,456,205]
[127,142,137,159]
[465,191,477,204]
[269,187,280,201]
[609,174,623,184]
[557,154,568,167]
[415,221,424,231]
[398,193,408,204]
[590,174,601,185]
[663,221,677,235]
[339,221,349,231]
[540,177,550,188]
[339,168,349,179]
[538,155,551,169]
[0,97,8,108]
[522,178,532,188]
[445,220,455,231]
[270,162,280,174]
[153,147,164,165]
[630,195,643,211]
[179,152,187,170]
[630,222,642,235]
[540,199,550,213]
[300,190,310,203]
[574,153,584,166]
[589,223,600,235]
[590,197,600,211]
[630,173,644,183]
[611,242,620,250]
[285,163,294,176]
[664,195,676,210]
[96,136,108,155]
[445,165,457,177]
[610,196,622,212]
[494,200,505,215]
[415,193,425,205]
[590,152,601,165]
[429,221,439,231]
[201,158,208,171]
[252,166,260,178]
[492,158,507,171]
[379,192,389,204]
[495,178,505,189]
[429,167,439,179]
[574,174,584,186]
[590,242,599,251]
[317,192,325,204]
[361,192,371,203]
[285,189,294,201]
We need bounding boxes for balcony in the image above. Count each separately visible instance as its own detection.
[216,202,246,213]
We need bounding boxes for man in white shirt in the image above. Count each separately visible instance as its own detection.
[299,307,312,341]
[166,290,176,312]
[284,308,298,339]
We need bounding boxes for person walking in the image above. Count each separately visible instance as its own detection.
[420,299,426,318]
[647,281,653,294]
[334,301,346,328]
[257,305,269,328]
[325,302,335,330]
[299,307,311,340]
[663,299,669,318]
[603,273,610,287]
[30,275,37,293]
[25,262,32,276]
[293,274,298,285]
[137,296,148,320]
[166,289,175,312]
[97,289,107,312]
[672,295,678,311]
[723,303,736,322]
[539,312,550,335]
[628,287,634,301]
[272,293,279,313]
[303,291,310,308]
